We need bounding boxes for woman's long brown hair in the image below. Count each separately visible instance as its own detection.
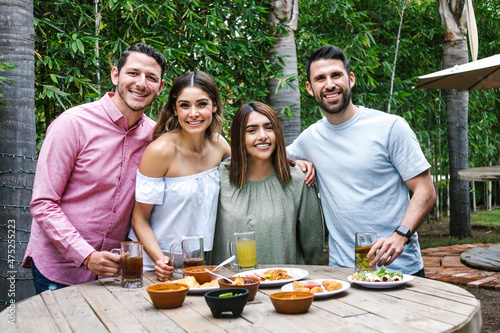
[229,101,293,189]
[152,71,223,140]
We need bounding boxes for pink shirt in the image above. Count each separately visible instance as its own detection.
[23,92,155,285]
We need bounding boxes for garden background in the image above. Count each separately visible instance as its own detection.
[29,0,500,213]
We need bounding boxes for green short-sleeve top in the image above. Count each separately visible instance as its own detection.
[211,161,325,265]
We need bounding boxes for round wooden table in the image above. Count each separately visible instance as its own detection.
[2,265,481,332]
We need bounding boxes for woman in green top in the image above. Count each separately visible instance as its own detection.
[211,101,325,265]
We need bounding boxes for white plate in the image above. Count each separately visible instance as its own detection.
[347,274,414,289]
[185,285,219,294]
[234,267,308,287]
[172,280,219,294]
[281,279,350,299]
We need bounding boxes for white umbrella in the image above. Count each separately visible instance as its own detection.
[415,53,500,186]
[414,54,500,90]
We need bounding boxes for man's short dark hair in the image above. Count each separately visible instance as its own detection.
[117,43,166,79]
[306,45,350,82]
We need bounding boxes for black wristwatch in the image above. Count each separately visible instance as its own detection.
[394,225,412,244]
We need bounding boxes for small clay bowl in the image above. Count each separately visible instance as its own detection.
[183,265,220,284]
[269,291,314,314]
[218,276,260,301]
[204,288,249,318]
[146,283,189,309]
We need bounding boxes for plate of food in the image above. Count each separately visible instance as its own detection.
[281,279,350,299]
[347,267,414,289]
[174,275,219,294]
[234,267,308,287]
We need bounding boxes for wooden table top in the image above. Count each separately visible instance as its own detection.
[2,265,481,333]
[458,165,500,181]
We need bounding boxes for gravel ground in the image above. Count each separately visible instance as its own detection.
[463,286,500,333]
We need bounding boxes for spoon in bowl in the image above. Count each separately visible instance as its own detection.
[204,269,235,284]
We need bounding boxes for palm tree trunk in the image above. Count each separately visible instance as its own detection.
[267,0,301,145]
[439,0,472,237]
[0,0,36,307]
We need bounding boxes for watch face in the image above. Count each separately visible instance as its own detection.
[396,226,411,237]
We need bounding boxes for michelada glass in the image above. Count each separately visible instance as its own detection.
[111,241,143,288]
[354,232,377,273]
[170,235,205,275]
[230,231,257,272]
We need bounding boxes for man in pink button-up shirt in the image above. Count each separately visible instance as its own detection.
[23,43,165,292]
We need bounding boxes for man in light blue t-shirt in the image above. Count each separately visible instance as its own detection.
[287,45,436,276]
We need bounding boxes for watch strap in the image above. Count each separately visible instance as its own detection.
[394,225,412,244]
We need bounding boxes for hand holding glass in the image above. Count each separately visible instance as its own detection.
[170,235,205,275]
[355,232,377,273]
[111,241,143,288]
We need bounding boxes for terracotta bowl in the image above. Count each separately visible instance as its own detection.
[204,288,249,318]
[183,265,220,284]
[269,292,314,314]
[146,283,189,309]
[218,276,260,301]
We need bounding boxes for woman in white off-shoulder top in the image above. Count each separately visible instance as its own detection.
[128,71,230,281]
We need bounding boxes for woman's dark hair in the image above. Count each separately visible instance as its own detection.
[229,101,293,188]
[152,71,223,140]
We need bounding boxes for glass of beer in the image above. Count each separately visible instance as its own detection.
[355,232,377,273]
[111,241,143,288]
[170,235,205,275]
[230,231,257,272]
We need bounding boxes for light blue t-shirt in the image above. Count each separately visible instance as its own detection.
[287,107,430,274]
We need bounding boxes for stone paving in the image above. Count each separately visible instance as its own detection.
[422,243,500,291]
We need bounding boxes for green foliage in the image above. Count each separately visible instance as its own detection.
[471,208,500,227]
[34,0,276,141]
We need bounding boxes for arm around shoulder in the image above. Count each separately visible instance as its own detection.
[295,169,325,264]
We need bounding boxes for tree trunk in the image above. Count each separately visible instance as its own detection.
[0,0,36,308]
[439,0,472,237]
[267,0,301,145]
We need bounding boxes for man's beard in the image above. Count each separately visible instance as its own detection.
[315,86,351,115]
[116,82,153,112]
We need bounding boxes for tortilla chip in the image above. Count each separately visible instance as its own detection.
[200,280,219,288]
[176,276,200,288]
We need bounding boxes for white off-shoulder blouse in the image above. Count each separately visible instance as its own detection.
[128,168,220,271]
